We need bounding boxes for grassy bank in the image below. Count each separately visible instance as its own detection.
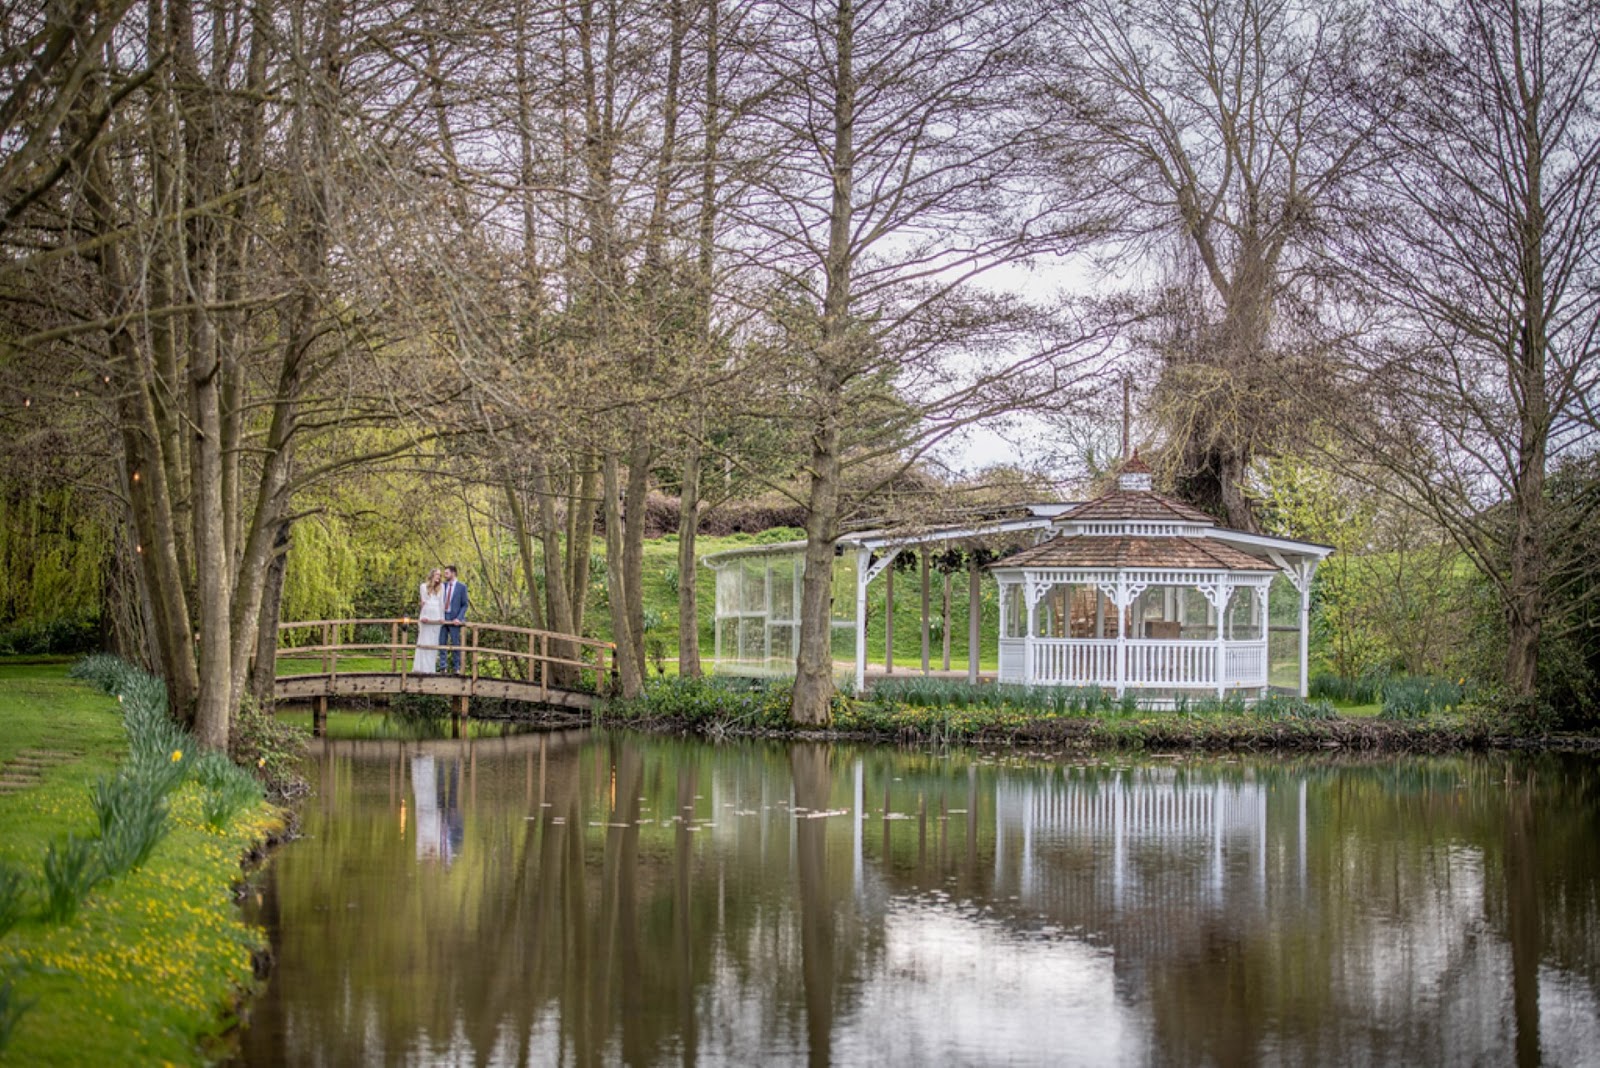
[598,676,1587,753]
[0,660,285,1065]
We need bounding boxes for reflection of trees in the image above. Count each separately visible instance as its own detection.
[242,742,1600,1066]
[791,743,834,1067]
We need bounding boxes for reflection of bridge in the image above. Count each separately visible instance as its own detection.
[273,618,616,731]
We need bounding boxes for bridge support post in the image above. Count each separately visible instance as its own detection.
[313,696,327,738]
[451,693,469,736]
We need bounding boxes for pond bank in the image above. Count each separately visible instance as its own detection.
[595,678,1600,753]
[0,661,288,1065]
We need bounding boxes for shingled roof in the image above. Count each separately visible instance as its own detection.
[1052,490,1218,525]
[999,533,1277,572]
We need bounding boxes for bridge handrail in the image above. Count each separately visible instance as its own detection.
[277,618,615,653]
[273,617,618,696]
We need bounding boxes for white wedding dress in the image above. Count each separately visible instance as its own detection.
[412,583,444,673]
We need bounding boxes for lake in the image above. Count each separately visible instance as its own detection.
[231,723,1600,1066]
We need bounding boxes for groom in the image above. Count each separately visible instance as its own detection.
[439,565,469,673]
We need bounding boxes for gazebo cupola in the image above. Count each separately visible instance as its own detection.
[988,452,1330,703]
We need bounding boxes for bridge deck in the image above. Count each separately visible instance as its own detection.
[273,618,616,719]
[273,671,598,711]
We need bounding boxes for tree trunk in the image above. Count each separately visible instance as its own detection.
[676,439,703,676]
[603,452,643,697]
[792,436,841,724]
[249,520,291,706]
[790,0,855,727]
[622,424,652,677]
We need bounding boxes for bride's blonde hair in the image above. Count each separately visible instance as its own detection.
[425,568,443,594]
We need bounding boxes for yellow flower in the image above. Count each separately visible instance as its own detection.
[257,758,266,768]
[171,749,183,762]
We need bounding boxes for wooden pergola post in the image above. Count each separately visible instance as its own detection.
[942,570,952,671]
[920,547,931,675]
[884,564,895,675]
[967,559,981,684]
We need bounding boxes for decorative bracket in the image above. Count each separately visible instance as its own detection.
[1194,578,1235,610]
[862,547,901,587]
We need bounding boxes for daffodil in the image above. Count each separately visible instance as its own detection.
[170,749,183,762]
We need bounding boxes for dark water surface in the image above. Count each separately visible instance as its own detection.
[233,726,1600,1066]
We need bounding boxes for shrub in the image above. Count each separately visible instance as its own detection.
[662,566,680,597]
[230,692,310,801]
[40,835,103,924]
[0,614,99,656]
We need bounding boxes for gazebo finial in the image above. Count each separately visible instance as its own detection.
[1117,449,1152,491]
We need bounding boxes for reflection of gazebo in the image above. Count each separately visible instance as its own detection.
[989,456,1330,701]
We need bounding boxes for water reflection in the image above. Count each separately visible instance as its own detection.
[236,737,1600,1067]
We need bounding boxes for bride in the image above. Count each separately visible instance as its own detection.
[412,568,445,673]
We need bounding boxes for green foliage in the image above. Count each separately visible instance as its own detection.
[0,481,110,647]
[1,660,281,1064]
[867,678,1121,715]
[662,565,680,596]
[1380,676,1468,720]
[1249,693,1339,721]
[95,788,170,877]
[39,835,103,924]
[0,614,99,655]
[753,526,805,544]
[0,862,27,940]
[230,692,311,802]
[0,976,34,1055]
[191,752,265,832]
[605,675,813,730]
[1311,671,1386,705]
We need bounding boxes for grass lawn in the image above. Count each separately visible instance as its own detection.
[0,659,283,1065]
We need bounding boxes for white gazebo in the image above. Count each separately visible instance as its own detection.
[989,455,1330,702]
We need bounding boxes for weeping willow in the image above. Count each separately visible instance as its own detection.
[0,483,110,630]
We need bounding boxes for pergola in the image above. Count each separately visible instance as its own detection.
[702,505,1068,687]
[989,456,1330,701]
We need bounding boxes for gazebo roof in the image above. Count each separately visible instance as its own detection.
[998,533,1277,572]
[1052,490,1217,526]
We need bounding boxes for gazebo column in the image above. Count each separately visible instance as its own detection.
[1115,577,1127,697]
[1296,561,1317,697]
[1024,578,1038,687]
[855,549,870,693]
[1214,582,1232,698]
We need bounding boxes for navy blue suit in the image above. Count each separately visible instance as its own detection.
[439,579,469,672]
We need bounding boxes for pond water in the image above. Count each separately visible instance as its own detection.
[232,723,1600,1066]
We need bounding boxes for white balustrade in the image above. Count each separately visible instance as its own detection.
[1000,638,1268,690]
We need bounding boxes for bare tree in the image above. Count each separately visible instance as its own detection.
[730,0,1112,724]
[1036,0,1374,529]
[1335,0,1600,701]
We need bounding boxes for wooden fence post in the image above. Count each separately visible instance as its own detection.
[390,621,399,673]
[540,634,549,699]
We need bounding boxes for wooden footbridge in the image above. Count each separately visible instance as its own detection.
[273,618,617,732]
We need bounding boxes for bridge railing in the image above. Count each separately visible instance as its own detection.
[275,618,618,696]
